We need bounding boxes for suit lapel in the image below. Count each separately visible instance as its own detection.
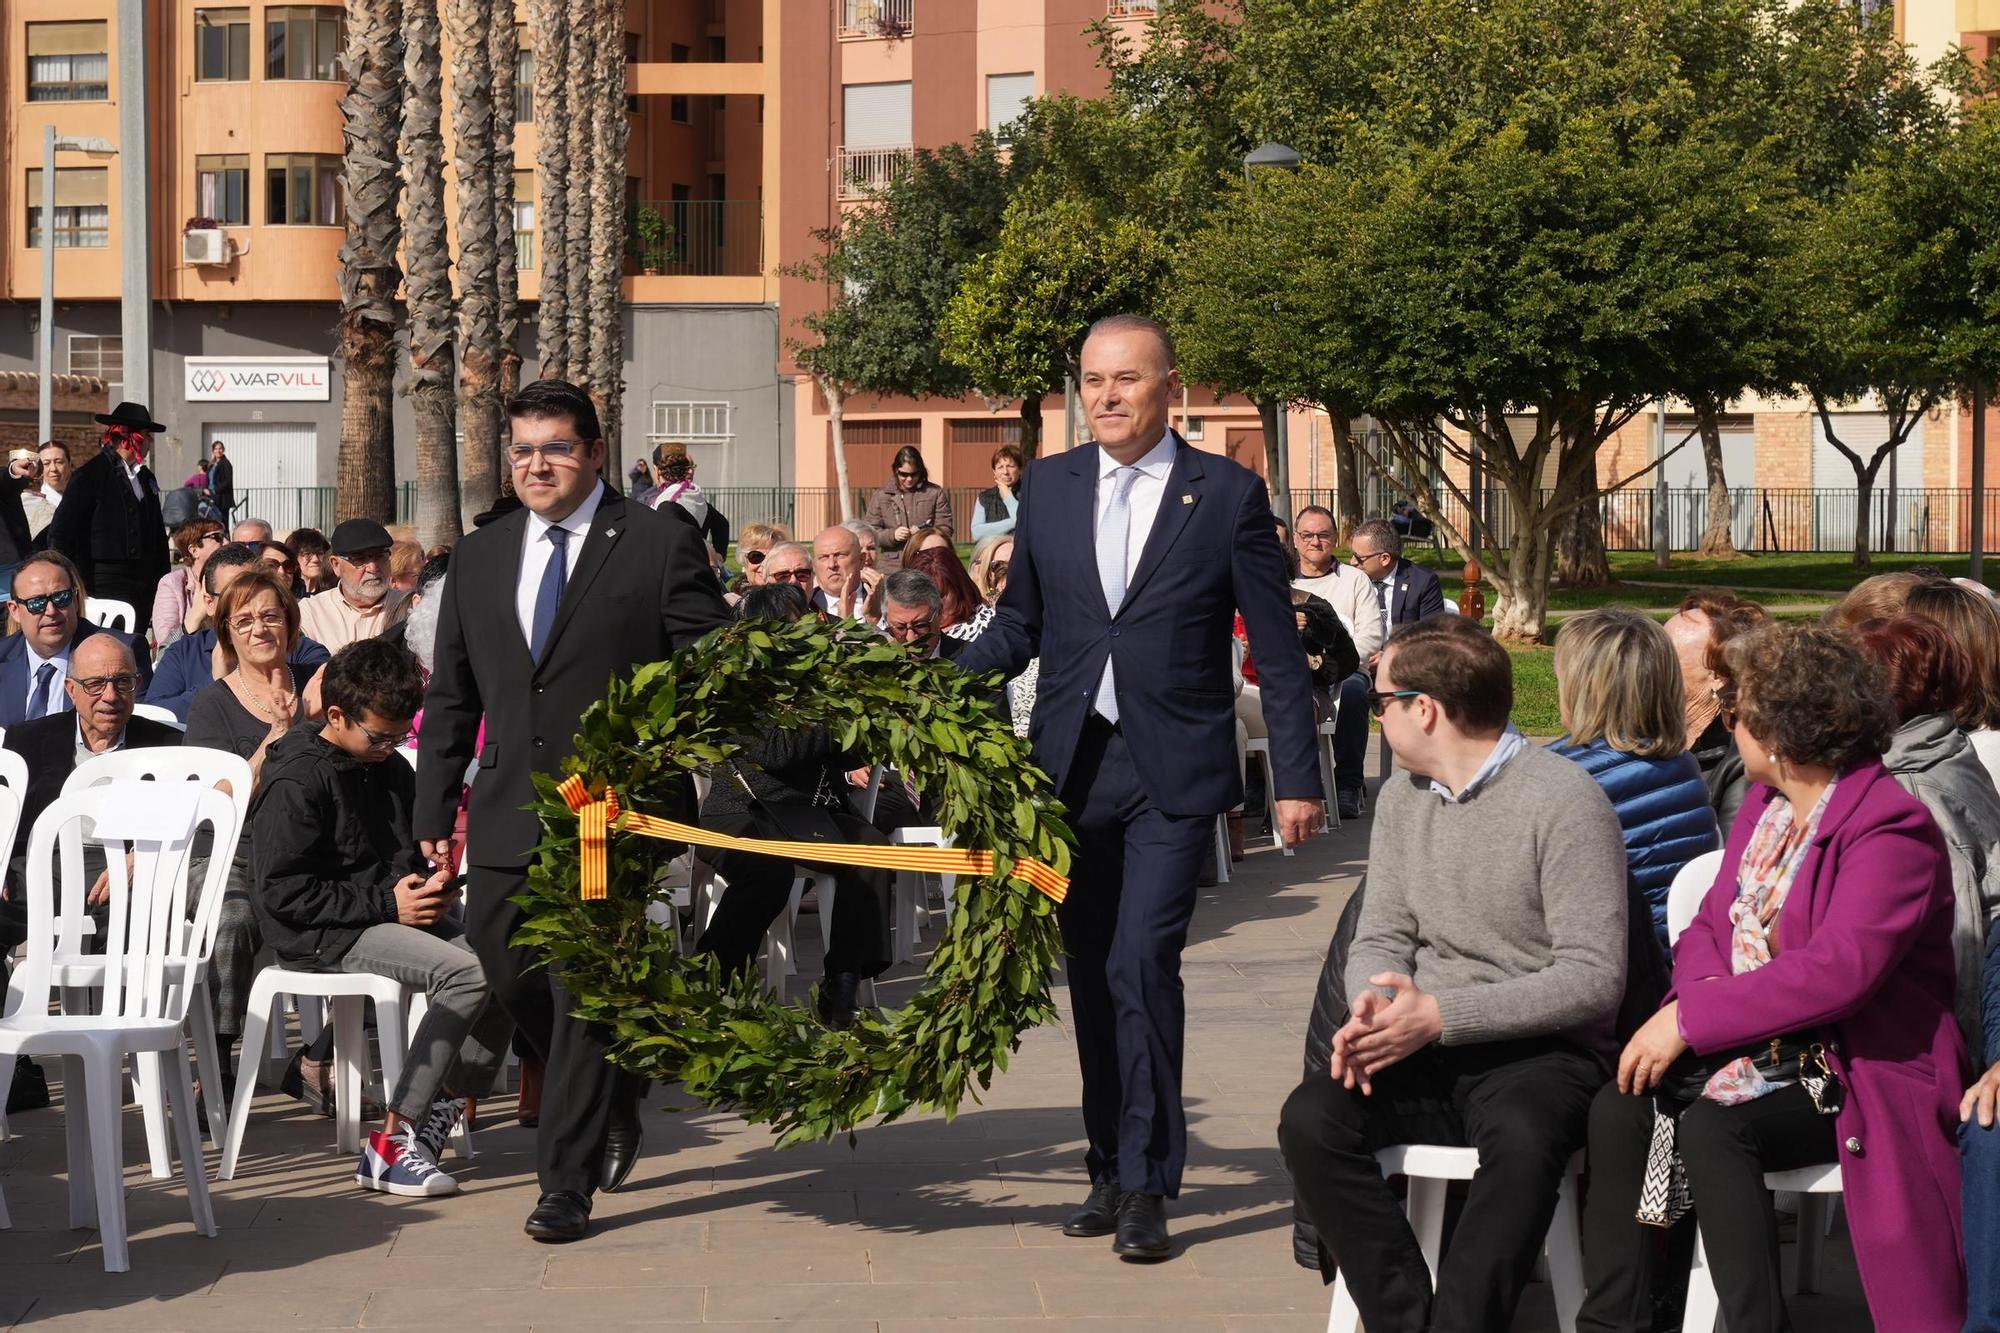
[487,507,535,663]
[537,486,625,666]
[1119,436,1204,613]
[1063,446,1108,621]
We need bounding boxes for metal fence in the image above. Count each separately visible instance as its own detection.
[233,483,417,535]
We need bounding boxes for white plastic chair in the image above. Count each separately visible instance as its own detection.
[0,781,235,1272]
[57,747,253,1171]
[81,598,138,634]
[0,751,33,1143]
[1243,738,1292,855]
[1665,850,1724,947]
[130,703,186,731]
[1325,1145,1586,1333]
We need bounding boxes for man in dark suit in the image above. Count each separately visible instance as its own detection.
[0,552,152,729]
[415,379,729,1243]
[956,315,1323,1261]
[1349,518,1447,670]
[1,633,180,949]
[206,441,236,521]
[49,402,171,612]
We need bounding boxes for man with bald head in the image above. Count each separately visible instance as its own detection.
[812,524,878,620]
[1664,589,1768,834]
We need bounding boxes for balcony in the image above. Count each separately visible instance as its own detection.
[1106,0,1157,15]
[836,146,912,199]
[628,199,763,277]
[840,0,913,39]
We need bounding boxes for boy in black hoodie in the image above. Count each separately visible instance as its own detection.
[251,638,509,1196]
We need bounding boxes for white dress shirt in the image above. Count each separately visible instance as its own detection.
[24,642,72,718]
[514,486,603,648]
[1092,433,1177,722]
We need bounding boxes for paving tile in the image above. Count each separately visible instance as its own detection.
[1035,1274,1326,1319]
[360,1286,702,1326]
[543,1242,871,1288]
[703,1278,1044,1322]
[867,1237,1199,1282]
[16,1291,371,1330]
[882,1321,1227,1333]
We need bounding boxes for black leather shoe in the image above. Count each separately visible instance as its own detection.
[1337,789,1365,821]
[1061,1177,1124,1238]
[523,1190,592,1242]
[1112,1191,1172,1262]
[818,971,862,1030]
[601,1102,645,1194]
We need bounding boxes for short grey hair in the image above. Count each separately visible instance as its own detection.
[764,540,811,566]
[1084,314,1177,370]
[842,518,876,545]
[883,568,942,619]
[404,573,445,675]
[1351,518,1401,556]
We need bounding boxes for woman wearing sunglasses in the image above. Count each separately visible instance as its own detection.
[863,446,952,573]
[152,518,226,648]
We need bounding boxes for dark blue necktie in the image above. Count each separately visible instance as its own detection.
[27,662,55,720]
[529,525,570,664]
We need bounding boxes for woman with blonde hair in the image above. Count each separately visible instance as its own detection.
[1550,608,1720,944]
[969,533,1013,607]
[1824,570,1924,632]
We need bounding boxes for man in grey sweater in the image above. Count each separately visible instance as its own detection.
[1279,615,1628,1333]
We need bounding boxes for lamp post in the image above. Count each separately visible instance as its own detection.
[1242,142,1302,518]
[38,129,118,443]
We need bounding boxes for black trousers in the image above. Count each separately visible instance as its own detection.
[466,863,634,1199]
[1330,670,1371,796]
[1576,1082,1838,1333]
[695,807,893,980]
[1278,1037,1604,1333]
[1059,716,1213,1198]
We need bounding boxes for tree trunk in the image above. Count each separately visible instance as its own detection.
[1695,399,1738,559]
[1490,498,1553,643]
[1556,477,1612,587]
[448,0,501,530]
[1852,461,1878,569]
[561,0,595,383]
[1260,398,1294,520]
[335,0,405,525]
[586,0,628,465]
[1018,394,1045,458]
[491,10,523,450]
[1256,398,1279,491]
[402,0,460,548]
[825,377,854,522]
[528,0,569,377]
[1331,411,1363,540]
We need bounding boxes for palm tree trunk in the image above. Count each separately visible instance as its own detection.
[528,0,569,377]
[336,0,405,524]
[402,0,460,547]
[448,0,502,530]
[561,0,596,382]
[492,9,523,407]
[586,0,627,459]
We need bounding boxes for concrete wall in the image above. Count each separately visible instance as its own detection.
[624,302,789,489]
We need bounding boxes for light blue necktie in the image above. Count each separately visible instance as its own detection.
[1094,466,1140,724]
[529,525,570,664]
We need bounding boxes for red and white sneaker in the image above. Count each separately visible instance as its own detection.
[356,1125,459,1197]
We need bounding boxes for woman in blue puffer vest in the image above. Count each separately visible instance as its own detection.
[1549,608,1722,945]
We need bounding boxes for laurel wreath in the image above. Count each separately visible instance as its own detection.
[511,616,1074,1145]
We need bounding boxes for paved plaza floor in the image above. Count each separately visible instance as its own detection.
[0,767,1875,1331]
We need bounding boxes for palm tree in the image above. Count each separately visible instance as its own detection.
[335,0,405,524]
[447,0,502,528]
[586,0,627,451]
[403,0,460,546]
[491,8,524,404]
[528,0,569,378]
[561,0,596,381]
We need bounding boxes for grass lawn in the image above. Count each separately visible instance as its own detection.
[1400,546,1983,604]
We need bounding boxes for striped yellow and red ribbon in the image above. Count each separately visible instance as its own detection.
[556,774,1068,904]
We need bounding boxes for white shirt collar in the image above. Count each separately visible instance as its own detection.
[527,484,604,545]
[24,639,69,675]
[1098,432,1177,483]
[1426,725,1528,803]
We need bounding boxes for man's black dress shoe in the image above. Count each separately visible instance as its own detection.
[523,1190,592,1242]
[1337,789,1365,822]
[1061,1177,1124,1238]
[1112,1191,1172,1262]
[818,971,862,1030]
[601,1103,645,1194]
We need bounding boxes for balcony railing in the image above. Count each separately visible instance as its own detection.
[628,199,763,277]
[836,146,913,199]
[1106,0,1157,15]
[840,0,913,38]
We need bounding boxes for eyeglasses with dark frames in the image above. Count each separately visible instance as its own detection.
[1367,689,1423,717]
[14,588,76,616]
[766,568,813,585]
[68,673,138,697]
[1713,684,1740,730]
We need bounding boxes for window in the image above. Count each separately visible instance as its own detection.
[843,81,913,148]
[25,168,110,248]
[625,33,641,112]
[195,9,251,81]
[196,154,250,225]
[986,73,1034,145]
[515,44,534,122]
[514,171,536,270]
[266,6,344,81]
[265,154,341,225]
[651,401,733,443]
[670,43,691,122]
[68,335,123,384]
[27,22,109,102]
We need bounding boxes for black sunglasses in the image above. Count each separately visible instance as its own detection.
[15,588,76,615]
[1367,689,1423,717]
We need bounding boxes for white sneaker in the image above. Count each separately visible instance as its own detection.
[356,1125,459,1197]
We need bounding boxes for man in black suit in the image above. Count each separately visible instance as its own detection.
[1349,518,1447,670]
[1,633,181,950]
[956,316,1323,1261]
[49,402,171,612]
[415,379,729,1243]
[206,441,236,521]
[0,553,152,729]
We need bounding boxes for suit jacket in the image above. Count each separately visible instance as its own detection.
[415,485,731,867]
[0,623,155,729]
[1672,763,1967,1332]
[1383,556,1447,630]
[0,472,34,567]
[49,448,169,593]
[956,435,1319,817]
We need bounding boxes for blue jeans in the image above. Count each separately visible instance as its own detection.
[1966,1115,2000,1332]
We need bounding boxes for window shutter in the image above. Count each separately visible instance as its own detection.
[843,81,912,148]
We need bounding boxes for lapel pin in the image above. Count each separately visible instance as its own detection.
[1181,493,1194,505]
[605,527,618,538]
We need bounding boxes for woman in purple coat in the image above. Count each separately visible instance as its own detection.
[1577,623,1967,1333]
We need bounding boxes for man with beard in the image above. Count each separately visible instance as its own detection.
[299,518,410,653]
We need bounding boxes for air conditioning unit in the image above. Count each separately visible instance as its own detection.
[183,228,229,266]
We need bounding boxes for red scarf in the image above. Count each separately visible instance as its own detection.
[103,424,150,470]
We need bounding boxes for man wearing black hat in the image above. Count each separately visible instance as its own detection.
[49,402,171,611]
[299,517,409,653]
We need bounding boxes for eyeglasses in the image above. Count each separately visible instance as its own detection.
[1350,550,1392,566]
[1296,530,1336,544]
[506,441,583,465]
[15,588,76,615]
[987,560,1009,584]
[68,673,138,697]
[895,470,921,480]
[1713,685,1740,730]
[885,616,938,640]
[357,720,413,751]
[227,611,288,635]
[766,568,813,585]
[743,549,768,566]
[1367,689,1423,717]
